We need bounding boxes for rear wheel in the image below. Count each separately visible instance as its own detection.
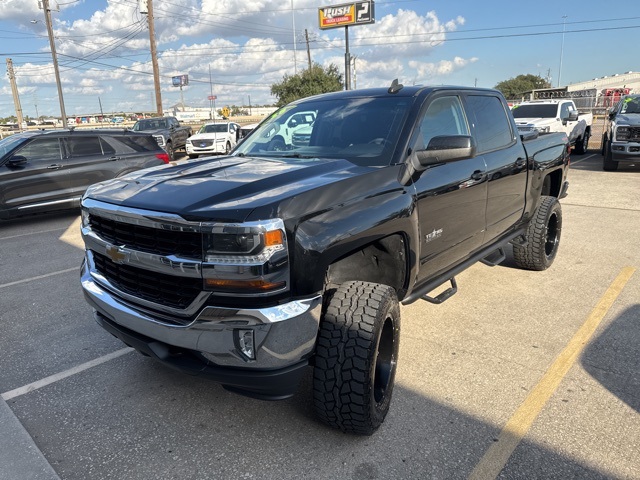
[603,141,619,171]
[313,281,400,435]
[574,131,589,155]
[165,142,175,161]
[513,195,562,271]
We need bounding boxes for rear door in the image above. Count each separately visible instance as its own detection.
[464,93,527,243]
[0,136,69,215]
[64,135,119,198]
[413,93,488,283]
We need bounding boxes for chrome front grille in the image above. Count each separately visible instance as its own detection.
[88,215,202,259]
[93,252,202,309]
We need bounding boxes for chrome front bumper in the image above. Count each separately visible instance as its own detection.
[81,259,322,370]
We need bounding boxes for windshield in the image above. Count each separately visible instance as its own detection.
[133,118,167,131]
[0,132,36,159]
[198,124,228,134]
[232,96,411,166]
[511,104,558,118]
[619,96,640,114]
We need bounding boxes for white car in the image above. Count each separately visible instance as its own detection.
[186,122,240,158]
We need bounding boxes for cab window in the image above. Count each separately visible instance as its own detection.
[419,96,469,148]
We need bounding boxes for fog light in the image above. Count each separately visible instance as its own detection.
[237,329,255,360]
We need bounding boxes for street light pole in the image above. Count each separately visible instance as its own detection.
[41,0,68,128]
[558,15,567,88]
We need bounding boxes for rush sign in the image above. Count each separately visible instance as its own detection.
[318,1,375,30]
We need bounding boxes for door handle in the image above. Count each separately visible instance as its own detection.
[470,170,485,181]
[515,158,526,168]
[47,164,63,169]
[108,156,121,161]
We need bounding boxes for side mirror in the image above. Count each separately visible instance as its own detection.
[416,135,476,167]
[400,135,476,185]
[567,111,579,122]
[7,155,28,167]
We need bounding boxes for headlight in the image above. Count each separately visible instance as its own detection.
[202,219,288,294]
[186,139,192,145]
[616,126,630,141]
[536,126,551,134]
[216,138,226,143]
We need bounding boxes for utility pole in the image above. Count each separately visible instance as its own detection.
[291,0,297,74]
[41,0,68,128]
[344,26,351,90]
[6,59,24,131]
[305,29,312,70]
[142,0,163,116]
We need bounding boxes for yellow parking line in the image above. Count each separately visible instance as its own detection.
[468,266,636,480]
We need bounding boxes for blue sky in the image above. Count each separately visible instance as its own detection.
[0,0,637,118]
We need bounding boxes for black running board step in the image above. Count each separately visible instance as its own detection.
[421,278,457,304]
[480,247,506,266]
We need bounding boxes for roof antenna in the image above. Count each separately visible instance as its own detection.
[388,78,404,94]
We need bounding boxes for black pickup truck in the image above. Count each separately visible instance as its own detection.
[80,83,570,435]
[131,116,192,161]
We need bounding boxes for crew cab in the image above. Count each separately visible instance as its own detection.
[80,83,570,435]
[185,122,241,158]
[512,99,592,154]
[131,117,192,161]
[602,94,640,171]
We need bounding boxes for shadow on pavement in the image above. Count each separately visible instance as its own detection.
[581,304,640,413]
[5,354,619,480]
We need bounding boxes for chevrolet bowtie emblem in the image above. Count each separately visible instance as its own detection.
[105,245,128,264]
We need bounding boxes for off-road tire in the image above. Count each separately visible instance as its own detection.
[513,195,562,271]
[574,131,589,155]
[313,281,400,435]
[602,141,619,171]
[165,142,175,161]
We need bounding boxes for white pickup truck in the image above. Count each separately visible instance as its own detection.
[512,100,593,154]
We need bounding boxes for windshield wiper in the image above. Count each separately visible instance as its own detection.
[279,153,314,159]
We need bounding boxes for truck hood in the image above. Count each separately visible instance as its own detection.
[615,113,640,125]
[84,155,369,222]
[514,118,555,126]
[188,132,226,141]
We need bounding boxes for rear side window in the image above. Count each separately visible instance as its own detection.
[466,95,514,153]
[104,135,158,153]
[15,137,62,162]
[68,136,103,157]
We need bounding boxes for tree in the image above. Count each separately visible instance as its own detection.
[494,74,551,100]
[271,63,343,107]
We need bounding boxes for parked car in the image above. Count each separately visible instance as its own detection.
[0,129,169,220]
[185,122,241,157]
[131,117,192,161]
[602,94,640,171]
[512,99,592,154]
[239,122,259,139]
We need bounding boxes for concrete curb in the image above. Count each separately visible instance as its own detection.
[0,398,60,480]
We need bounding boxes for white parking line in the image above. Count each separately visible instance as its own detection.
[0,227,66,241]
[0,267,79,289]
[1,348,134,401]
[570,153,597,165]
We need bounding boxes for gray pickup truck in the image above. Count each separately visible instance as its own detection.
[131,116,192,161]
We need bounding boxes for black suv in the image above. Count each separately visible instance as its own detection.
[0,129,169,219]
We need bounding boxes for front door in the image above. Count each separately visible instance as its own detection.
[0,136,68,216]
[413,94,488,284]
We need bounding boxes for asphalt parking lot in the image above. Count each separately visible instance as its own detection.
[1,152,638,480]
